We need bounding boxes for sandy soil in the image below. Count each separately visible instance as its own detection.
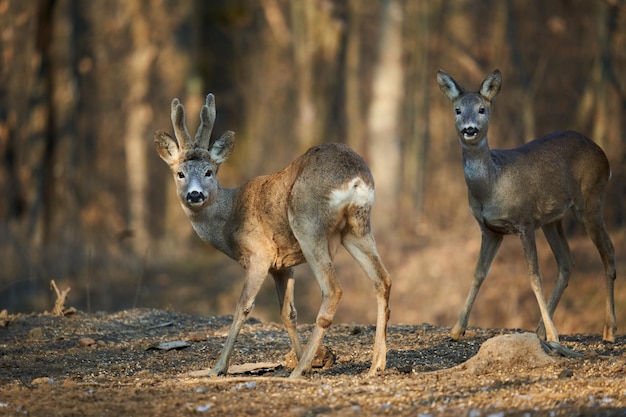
[1,308,625,416]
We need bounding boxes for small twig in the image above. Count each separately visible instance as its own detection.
[180,376,316,386]
[74,382,135,387]
[146,321,174,330]
[50,279,70,316]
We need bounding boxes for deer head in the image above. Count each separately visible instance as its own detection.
[154,94,235,212]
[437,69,502,145]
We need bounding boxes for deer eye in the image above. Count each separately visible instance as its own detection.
[205,170,213,178]
[177,172,185,179]
[478,107,486,114]
[455,108,461,115]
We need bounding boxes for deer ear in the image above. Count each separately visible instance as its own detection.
[154,130,179,164]
[480,70,502,101]
[437,70,464,101]
[209,130,235,164]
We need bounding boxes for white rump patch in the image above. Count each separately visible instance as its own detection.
[329,177,374,209]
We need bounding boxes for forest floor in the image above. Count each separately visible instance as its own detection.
[1,308,625,416]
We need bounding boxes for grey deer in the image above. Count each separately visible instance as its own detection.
[436,69,616,344]
[154,94,391,378]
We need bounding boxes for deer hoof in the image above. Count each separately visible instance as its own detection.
[450,323,465,340]
[540,340,583,358]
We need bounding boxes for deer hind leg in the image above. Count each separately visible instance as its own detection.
[451,228,503,340]
[537,221,573,339]
[342,231,391,376]
[289,234,342,379]
[581,207,617,342]
[271,268,303,359]
[209,262,269,376]
[519,228,559,342]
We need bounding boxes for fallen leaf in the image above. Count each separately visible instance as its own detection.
[147,341,191,351]
[227,362,281,374]
[188,362,281,378]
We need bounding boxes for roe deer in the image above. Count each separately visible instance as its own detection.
[154,94,391,378]
[436,69,616,344]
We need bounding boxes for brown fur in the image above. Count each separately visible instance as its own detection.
[154,94,391,378]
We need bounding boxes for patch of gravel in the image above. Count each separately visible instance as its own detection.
[0,309,625,416]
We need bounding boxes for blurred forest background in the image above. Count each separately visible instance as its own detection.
[1,0,625,336]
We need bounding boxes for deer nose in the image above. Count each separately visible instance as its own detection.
[187,190,206,204]
[461,126,479,137]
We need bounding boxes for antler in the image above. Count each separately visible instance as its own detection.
[171,98,192,149]
[195,93,216,149]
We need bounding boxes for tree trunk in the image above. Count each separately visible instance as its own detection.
[366,0,403,232]
[123,1,156,254]
[34,0,58,245]
[290,1,317,153]
[345,0,364,156]
[400,0,429,235]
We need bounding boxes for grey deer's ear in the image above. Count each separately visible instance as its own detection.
[479,69,502,101]
[154,130,179,165]
[437,70,464,101]
[209,130,235,164]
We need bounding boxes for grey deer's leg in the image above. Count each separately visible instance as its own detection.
[519,228,559,342]
[536,220,573,339]
[581,208,617,342]
[451,228,503,340]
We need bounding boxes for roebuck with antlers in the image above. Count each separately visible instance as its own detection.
[154,94,391,378]
[437,69,616,345]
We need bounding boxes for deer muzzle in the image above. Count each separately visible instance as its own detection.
[461,126,479,138]
[460,126,481,142]
[186,190,206,205]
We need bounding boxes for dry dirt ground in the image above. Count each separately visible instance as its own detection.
[1,309,625,416]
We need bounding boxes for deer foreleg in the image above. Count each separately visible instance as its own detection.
[209,264,268,376]
[451,229,502,340]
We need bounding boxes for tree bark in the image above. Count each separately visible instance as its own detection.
[366,0,403,231]
[345,0,364,156]
[123,1,156,254]
[400,0,429,234]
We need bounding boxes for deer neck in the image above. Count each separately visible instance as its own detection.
[460,136,498,200]
[183,185,238,258]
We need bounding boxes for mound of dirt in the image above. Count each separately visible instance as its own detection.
[444,332,555,375]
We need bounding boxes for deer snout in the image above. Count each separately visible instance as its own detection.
[460,126,480,140]
[186,190,206,205]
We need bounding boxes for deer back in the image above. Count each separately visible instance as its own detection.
[223,143,375,269]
